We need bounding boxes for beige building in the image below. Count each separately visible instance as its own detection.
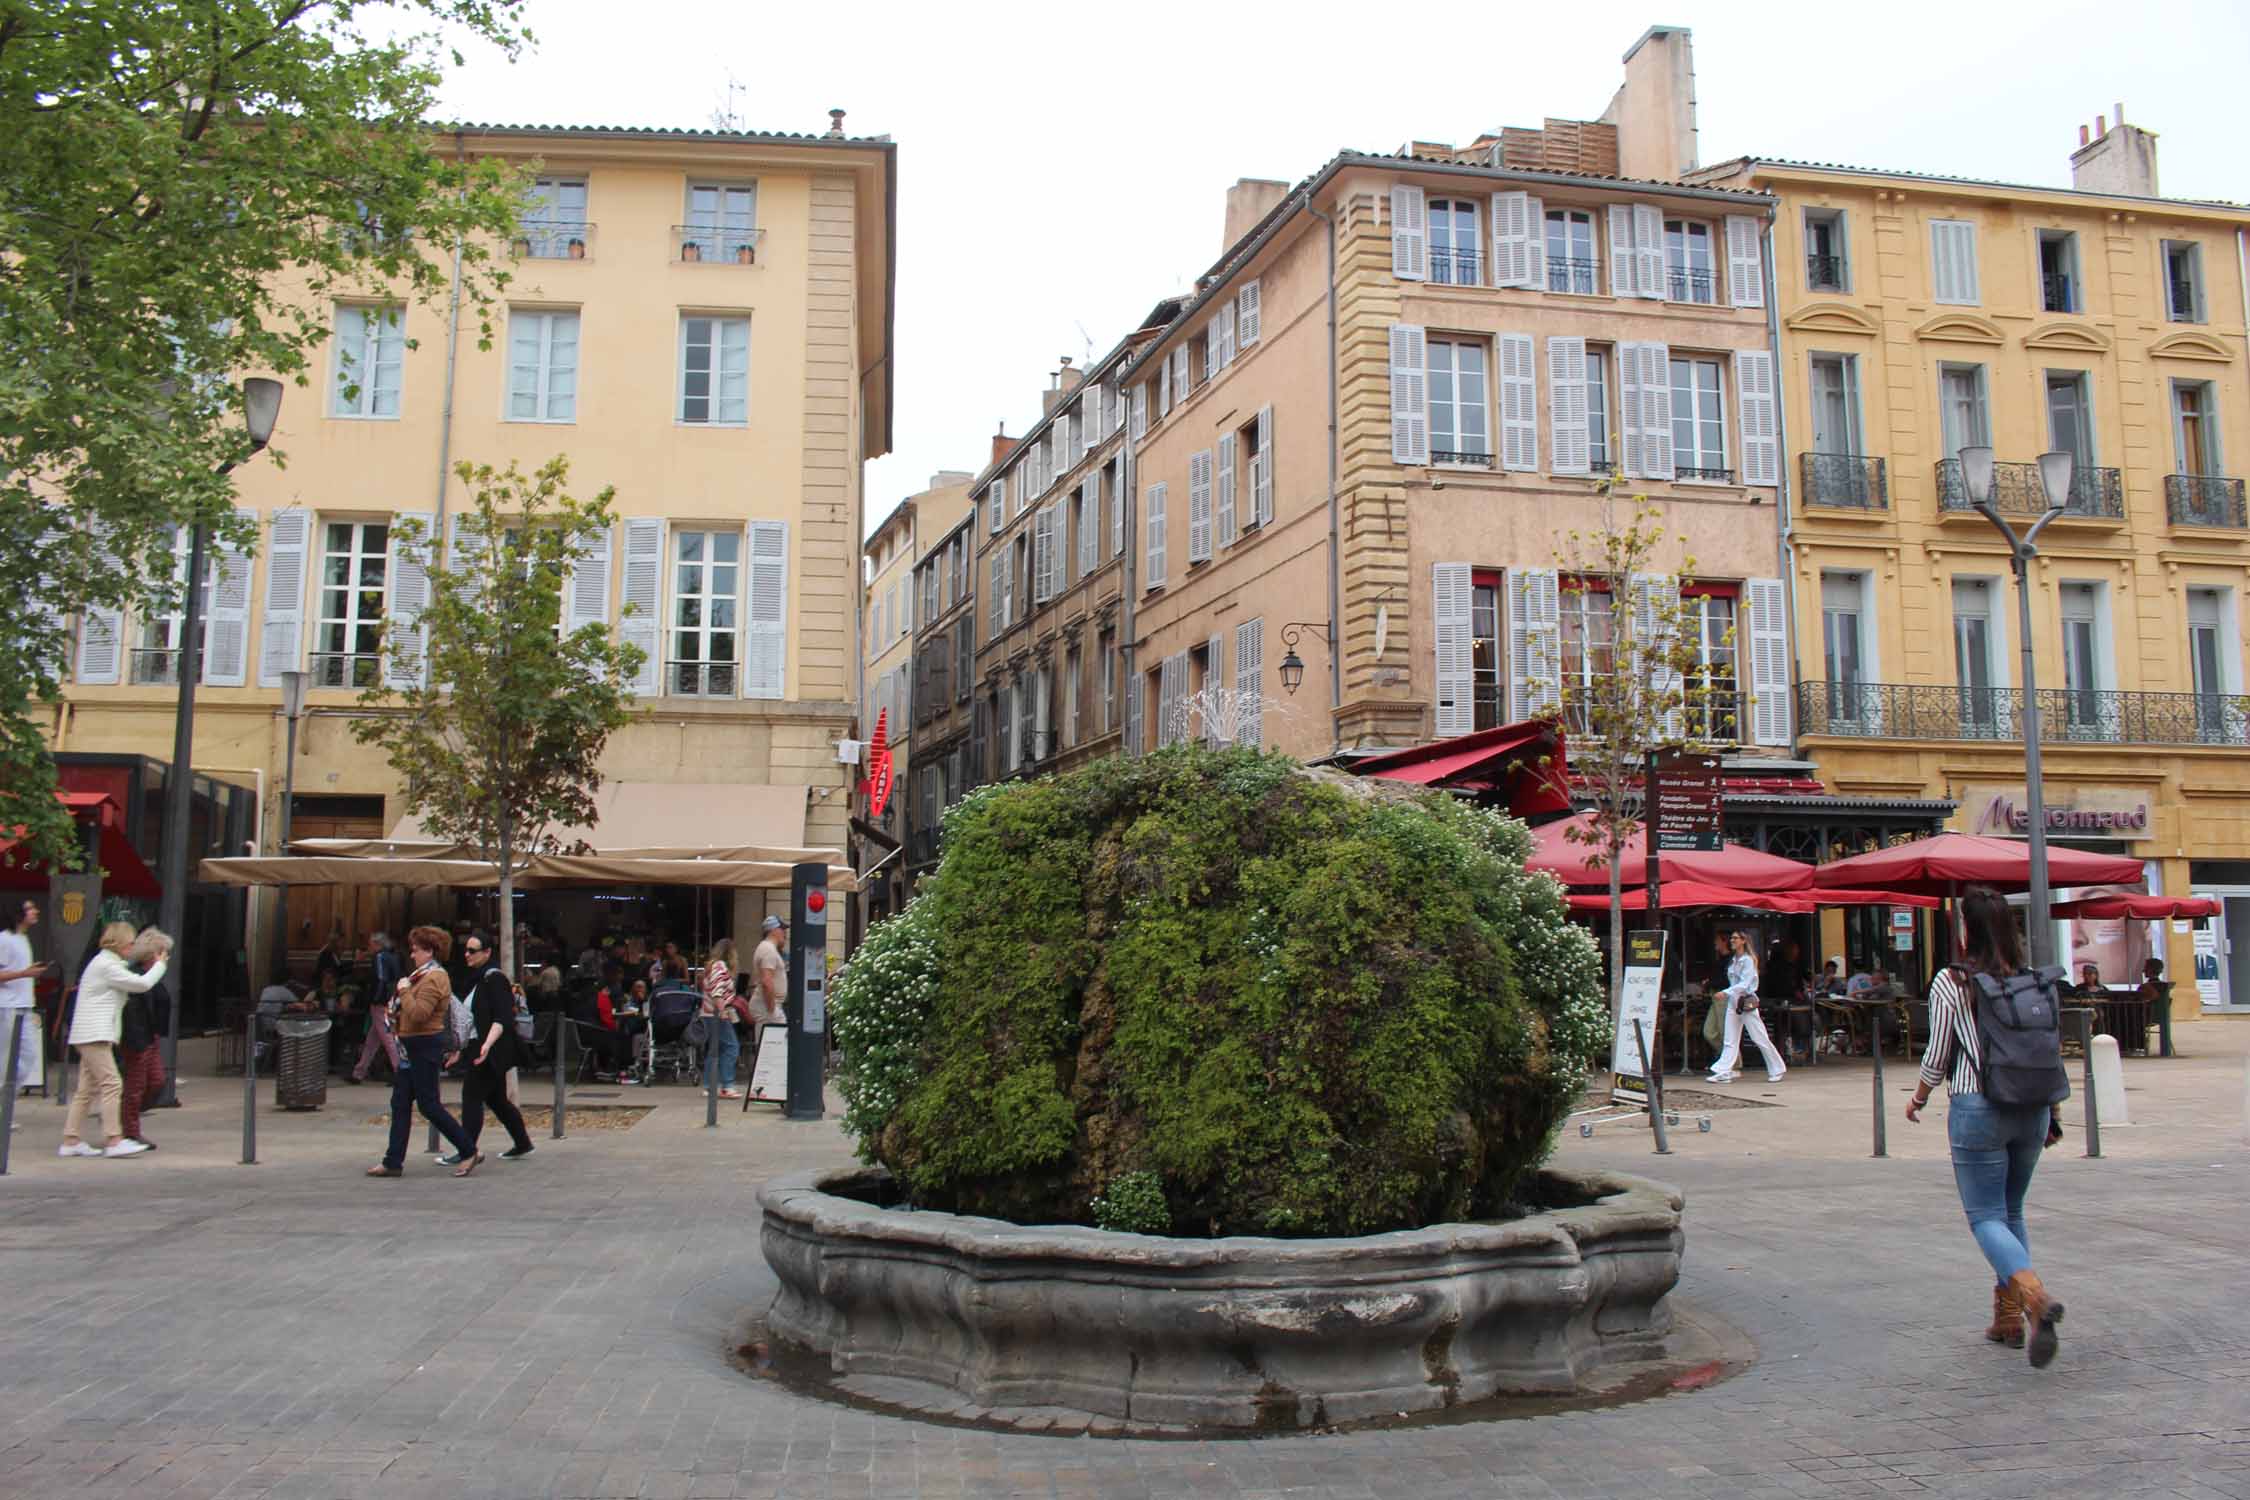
[41,120,895,980]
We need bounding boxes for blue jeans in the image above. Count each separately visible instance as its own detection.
[710,1018,741,1087]
[1946,1090,2047,1285]
[383,1033,471,1169]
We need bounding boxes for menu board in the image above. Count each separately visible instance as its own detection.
[1611,929,1668,1105]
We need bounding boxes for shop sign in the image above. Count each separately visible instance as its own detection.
[1651,750,1723,853]
[2194,925,2221,1008]
[1962,784,2150,839]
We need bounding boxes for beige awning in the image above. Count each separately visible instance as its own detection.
[197,856,500,890]
[382,781,810,856]
[199,852,858,893]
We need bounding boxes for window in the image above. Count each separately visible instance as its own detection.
[1544,209,1596,294]
[1662,219,1715,303]
[2038,230,2079,314]
[1558,579,1613,739]
[1099,628,1117,733]
[1063,648,1081,750]
[1429,198,1480,285]
[2058,582,2103,734]
[134,528,211,685]
[1428,339,1490,463]
[684,183,757,262]
[1952,576,2003,737]
[670,530,739,696]
[1144,481,1168,588]
[2188,588,2234,741]
[1668,356,1727,479]
[1939,363,1990,461]
[331,305,403,418]
[2165,241,2205,322]
[678,316,749,425]
[507,310,579,422]
[2176,381,2221,476]
[1239,408,1273,530]
[1930,219,1979,304]
[1806,354,1861,460]
[522,177,588,259]
[2045,371,2095,481]
[1470,572,1503,730]
[1821,571,1870,724]
[1803,208,1847,292]
[1585,347,1612,473]
[1682,588,1739,743]
[314,521,388,688]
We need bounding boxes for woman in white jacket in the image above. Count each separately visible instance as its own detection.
[1708,928,1787,1085]
[60,923,169,1159]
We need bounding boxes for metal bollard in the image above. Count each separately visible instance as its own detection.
[2079,1009,2102,1159]
[1634,1018,1669,1156]
[241,1006,258,1165]
[0,1011,22,1176]
[551,1016,566,1140]
[1870,1029,1887,1158]
[704,1031,719,1128]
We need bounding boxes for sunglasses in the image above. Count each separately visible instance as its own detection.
[465,945,486,955]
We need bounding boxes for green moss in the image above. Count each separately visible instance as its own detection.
[832,746,1606,1237]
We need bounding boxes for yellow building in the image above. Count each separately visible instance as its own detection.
[1699,115,2250,1023]
[41,120,895,984]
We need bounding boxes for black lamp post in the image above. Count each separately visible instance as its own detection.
[155,377,283,1102]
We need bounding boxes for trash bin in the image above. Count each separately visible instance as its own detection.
[275,1016,333,1110]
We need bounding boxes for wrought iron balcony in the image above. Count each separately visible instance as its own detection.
[309,652,381,689]
[2168,279,2199,322]
[1587,457,1617,476]
[1433,448,1494,467]
[1545,256,1598,294]
[1935,458,2124,519]
[2165,474,2247,528]
[1805,253,1844,291]
[1019,726,1056,768]
[1676,465,1735,483]
[667,660,738,697]
[1429,247,1482,285]
[130,647,182,686]
[1800,452,1888,509]
[671,225,764,265]
[2041,272,2076,314]
[515,220,594,260]
[1665,267,1716,304]
[1797,680,2248,746]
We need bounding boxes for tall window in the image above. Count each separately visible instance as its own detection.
[685,183,757,260]
[1558,579,1613,739]
[2044,371,2095,484]
[671,529,739,696]
[315,522,388,688]
[1586,348,1612,472]
[2059,582,2102,735]
[1663,219,1715,303]
[134,528,210,685]
[1822,571,1869,724]
[1803,209,1847,291]
[2189,588,2231,741]
[522,177,588,259]
[1669,356,1727,478]
[1544,209,1596,294]
[1471,574,1503,730]
[2165,241,2205,322]
[2038,231,2079,313]
[1099,629,1117,733]
[507,310,579,423]
[1429,198,1480,285]
[1809,354,1860,457]
[678,316,749,425]
[1682,588,1739,742]
[2174,381,2219,475]
[331,305,403,418]
[1428,339,1489,463]
[1939,363,1990,461]
[1952,577,2001,737]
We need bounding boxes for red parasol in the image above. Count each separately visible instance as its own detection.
[1563,880,1938,914]
[1810,832,2144,896]
[1528,812,1815,891]
[2048,893,2219,920]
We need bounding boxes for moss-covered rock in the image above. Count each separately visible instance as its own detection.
[828,746,1606,1238]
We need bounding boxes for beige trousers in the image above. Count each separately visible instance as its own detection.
[62,1040,122,1144]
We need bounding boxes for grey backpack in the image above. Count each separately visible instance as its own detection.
[1958,965,2071,1108]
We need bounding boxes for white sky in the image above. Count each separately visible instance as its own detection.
[433,0,2248,536]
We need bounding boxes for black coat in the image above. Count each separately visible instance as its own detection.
[466,967,519,1074]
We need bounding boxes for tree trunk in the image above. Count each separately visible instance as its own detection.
[1607,835,1624,1021]
[496,810,516,980]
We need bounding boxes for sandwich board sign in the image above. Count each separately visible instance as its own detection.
[1611,928,1667,1105]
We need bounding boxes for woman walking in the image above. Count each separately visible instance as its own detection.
[1906,885,2068,1367]
[368,925,473,1178]
[1708,928,1786,1085]
[59,923,169,1159]
[351,931,402,1083]
[450,929,532,1175]
[701,939,742,1100]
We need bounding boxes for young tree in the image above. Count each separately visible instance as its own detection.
[352,459,643,976]
[1,0,533,861]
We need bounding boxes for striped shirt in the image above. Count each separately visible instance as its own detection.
[1918,968,1984,1097]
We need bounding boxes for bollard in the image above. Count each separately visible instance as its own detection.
[1634,1018,1669,1156]
[241,1006,258,1165]
[2078,1010,2102,1159]
[704,1030,719,1128]
[1870,1029,1887,1158]
[551,1014,566,1140]
[0,1011,22,1176]
[2089,1033,2128,1126]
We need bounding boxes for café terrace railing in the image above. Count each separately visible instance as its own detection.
[1797,680,2248,746]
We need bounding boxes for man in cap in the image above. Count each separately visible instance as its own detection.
[751,916,788,1028]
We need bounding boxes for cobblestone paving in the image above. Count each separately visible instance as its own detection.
[1,1049,2246,1499]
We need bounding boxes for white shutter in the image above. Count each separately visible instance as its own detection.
[1051,421,1070,485]
[1735,350,1780,487]
[383,511,434,690]
[1746,576,1792,747]
[1634,204,1665,299]
[1131,383,1149,438]
[1158,356,1172,418]
[1204,631,1226,748]
[988,550,1006,635]
[1524,196,1546,289]
[620,516,665,696]
[1389,323,1429,465]
[1632,572,1684,742]
[1390,184,1427,281]
[1170,347,1189,404]
[1725,216,1766,308]
[1932,219,1978,304]
[258,509,311,686]
[1432,561,1473,736]
[1640,342,1674,480]
[566,522,613,635]
[1499,333,1539,473]
[1607,205,1637,298]
[988,477,1005,533]
[449,511,487,621]
[1158,651,1188,747]
[1213,303,1236,372]
[1111,466,1126,556]
[1618,342,1645,478]
[1080,478,1100,577]
[31,522,69,684]
[1235,617,1263,747]
[1491,191,1535,288]
[202,508,255,686]
[1254,405,1275,526]
[1237,280,1262,347]
[1547,337,1590,476]
[1145,482,1168,587]
[745,520,788,700]
[1187,451,1213,563]
[1215,433,1238,547]
[76,587,124,685]
[1033,503,1055,602]
[1510,567,1561,718]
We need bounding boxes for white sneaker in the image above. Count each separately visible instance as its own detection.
[1706,1071,1738,1084]
[1766,1069,1787,1083]
[58,1142,100,1157]
[103,1139,150,1158]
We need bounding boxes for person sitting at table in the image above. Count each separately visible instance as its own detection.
[2068,962,2106,1001]
[2139,957,2174,1058]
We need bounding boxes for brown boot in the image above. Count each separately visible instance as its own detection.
[1983,1282,2024,1347]
[2008,1271,2064,1368]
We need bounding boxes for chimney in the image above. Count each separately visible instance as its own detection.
[1223,178,1289,254]
[991,423,1018,469]
[1040,358,1073,416]
[826,108,846,138]
[2070,103,2159,197]
[1607,26,1699,182]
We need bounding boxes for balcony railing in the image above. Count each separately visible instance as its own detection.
[2168,280,2198,322]
[1429,247,1481,285]
[2165,474,2248,528]
[309,652,381,689]
[1588,457,1617,476]
[1800,452,1888,509]
[1798,680,2248,746]
[1676,464,1734,483]
[1019,726,1056,768]
[130,647,181,686]
[2041,272,2076,314]
[672,225,764,265]
[1666,267,1716,304]
[1546,256,1598,295]
[1433,448,1494,467]
[515,221,594,260]
[1805,253,1843,291]
[667,660,738,697]
[1935,458,2124,519]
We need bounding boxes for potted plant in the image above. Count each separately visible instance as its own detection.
[567,237,586,259]
[681,239,702,262]
[512,234,532,258]
[734,241,755,265]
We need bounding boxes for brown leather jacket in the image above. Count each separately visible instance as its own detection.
[394,964,453,1039]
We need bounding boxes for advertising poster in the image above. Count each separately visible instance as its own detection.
[1611,929,1667,1105]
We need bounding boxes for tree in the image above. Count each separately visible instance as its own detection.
[1543,488,1736,1017]
[351,459,642,976]
[0,0,532,861]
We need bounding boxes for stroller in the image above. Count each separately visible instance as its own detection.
[642,985,704,1085]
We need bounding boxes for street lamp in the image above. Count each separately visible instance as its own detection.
[1276,621,1328,696]
[1960,443,2074,969]
[270,669,309,981]
[154,377,283,1102]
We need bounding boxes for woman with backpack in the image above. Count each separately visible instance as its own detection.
[1907,885,2069,1367]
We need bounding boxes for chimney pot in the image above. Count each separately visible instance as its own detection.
[2079,124,2090,147]
[2114,101,2124,125]
[826,108,846,138]
[2096,114,2106,138]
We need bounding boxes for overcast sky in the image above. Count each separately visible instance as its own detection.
[432,0,2246,536]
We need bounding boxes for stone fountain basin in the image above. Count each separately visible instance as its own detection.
[759,1164,1684,1430]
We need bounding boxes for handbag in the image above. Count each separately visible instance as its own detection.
[683,1015,710,1047]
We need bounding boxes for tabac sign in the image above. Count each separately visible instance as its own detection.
[1963,785,2151,839]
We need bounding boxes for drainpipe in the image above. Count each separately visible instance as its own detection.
[431,131,467,550]
[1760,213,1800,759]
[1308,195,1343,753]
[1120,365,1138,756]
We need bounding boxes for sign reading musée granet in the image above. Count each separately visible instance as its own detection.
[1962,785,2152,839]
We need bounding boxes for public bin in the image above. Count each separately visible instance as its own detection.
[274,1016,333,1110]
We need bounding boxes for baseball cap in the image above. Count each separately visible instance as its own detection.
[762,915,785,932]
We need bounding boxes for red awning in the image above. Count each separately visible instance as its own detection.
[2049,894,2220,920]
[0,791,161,901]
[1565,881,1938,914]
[1811,833,2145,896]
[1528,812,1816,891]
[1355,719,1570,816]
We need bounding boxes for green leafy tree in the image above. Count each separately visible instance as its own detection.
[351,458,641,975]
[0,0,533,862]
